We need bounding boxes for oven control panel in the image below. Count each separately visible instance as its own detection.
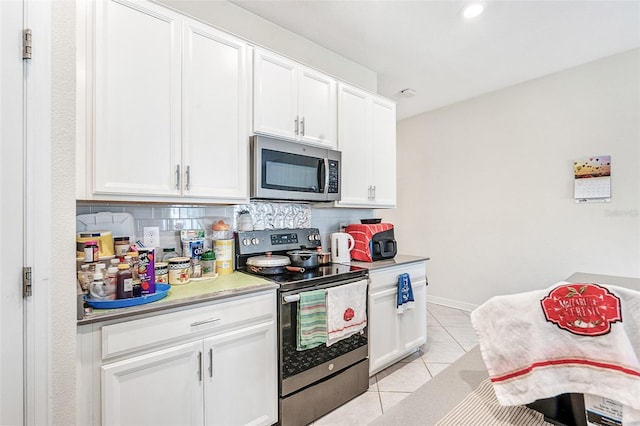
[236,228,321,255]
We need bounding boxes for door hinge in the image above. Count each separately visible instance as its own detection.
[23,29,32,60]
[23,266,33,297]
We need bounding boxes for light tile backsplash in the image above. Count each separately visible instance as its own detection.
[76,202,374,256]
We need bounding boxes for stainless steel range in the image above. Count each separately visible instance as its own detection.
[235,228,369,426]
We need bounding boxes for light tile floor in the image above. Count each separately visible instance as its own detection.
[312,303,478,425]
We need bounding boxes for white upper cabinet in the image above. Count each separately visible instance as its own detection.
[253,48,337,148]
[89,0,249,203]
[94,0,182,197]
[337,83,397,208]
[182,18,249,200]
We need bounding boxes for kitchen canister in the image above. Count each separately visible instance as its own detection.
[155,262,169,283]
[213,239,234,275]
[168,257,191,285]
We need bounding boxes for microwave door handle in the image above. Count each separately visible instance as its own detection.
[317,159,328,193]
[323,158,329,194]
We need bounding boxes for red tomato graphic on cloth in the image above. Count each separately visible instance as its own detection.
[343,308,355,322]
[540,283,621,336]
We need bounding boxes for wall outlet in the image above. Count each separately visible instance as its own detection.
[143,227,160,247]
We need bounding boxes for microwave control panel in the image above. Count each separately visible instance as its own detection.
[328,160,339,194]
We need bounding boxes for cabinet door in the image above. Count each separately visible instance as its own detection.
[337,84,370,206]
[299,67,337,147]
[370,96,397,207]
[102,341,204,426]
[368,287,403,375]
[203,321,277,426]
[94,0,182,196]
[400,280,427,352]
[253,49,298,140]
[182,19,249,200]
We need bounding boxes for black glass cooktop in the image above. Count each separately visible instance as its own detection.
[241,263,367,292]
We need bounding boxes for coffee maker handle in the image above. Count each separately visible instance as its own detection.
[347,234,355,251]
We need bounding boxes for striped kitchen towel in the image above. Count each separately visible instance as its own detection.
[296,289,327,351]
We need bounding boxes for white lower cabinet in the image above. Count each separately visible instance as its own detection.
[368,262,427,375]
[78,290,277,426]
[102,341,204,425]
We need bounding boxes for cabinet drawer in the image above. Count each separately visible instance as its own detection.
[368,262,427,292]
[101,291,274,360]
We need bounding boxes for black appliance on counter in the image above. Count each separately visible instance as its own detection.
[345,223,397,262]
[235,228,370,426]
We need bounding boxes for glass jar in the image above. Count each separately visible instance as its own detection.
[162,247,179,262]
[114,236,131,258]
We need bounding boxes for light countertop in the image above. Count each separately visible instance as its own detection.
[350,254,430,271]
[78,255,430,325]
[78,271,278,325]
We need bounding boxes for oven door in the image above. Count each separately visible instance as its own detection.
[279,277,369,397]
[251,135,341,202]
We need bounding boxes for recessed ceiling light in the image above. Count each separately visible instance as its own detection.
[461,2,485,19]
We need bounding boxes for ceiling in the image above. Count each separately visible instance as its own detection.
[230,0,640,120]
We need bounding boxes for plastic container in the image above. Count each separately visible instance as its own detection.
[89,271,107,300]
[213,239,234,275]
[201,250,216,277]
[104,264,118,300]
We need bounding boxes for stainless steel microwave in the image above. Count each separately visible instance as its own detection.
[250,135,341,202]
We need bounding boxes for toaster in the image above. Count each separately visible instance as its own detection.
[345,223,397,262]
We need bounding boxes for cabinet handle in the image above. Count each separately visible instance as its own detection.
[175,165,180,190]
[190,317,221,327]
[372,185,376,200]
[300,117,305,136]
[208,348,213,378]
[294,116,299,135]
[367,185,372,200]
[197,351,202,382]
[185,165,190,191]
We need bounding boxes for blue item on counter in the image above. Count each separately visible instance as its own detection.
[84,283,170,309]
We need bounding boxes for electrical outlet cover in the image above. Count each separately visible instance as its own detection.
[143,227,160,247]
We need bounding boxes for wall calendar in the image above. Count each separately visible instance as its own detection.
[574,155,611,203]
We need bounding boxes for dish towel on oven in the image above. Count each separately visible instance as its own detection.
[470,281,640,424]
[296,289,327,351]
[397,273,415,313]
[326,280,367,346]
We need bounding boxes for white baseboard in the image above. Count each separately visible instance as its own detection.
[427,295,479,313]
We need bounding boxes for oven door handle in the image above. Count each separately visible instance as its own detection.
[282,294,301,304]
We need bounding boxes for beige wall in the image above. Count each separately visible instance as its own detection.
[382,49,640,309]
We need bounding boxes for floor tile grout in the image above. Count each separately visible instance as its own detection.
[313,303,475,425]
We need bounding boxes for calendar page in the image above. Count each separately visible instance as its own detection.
[574,156,611,203]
